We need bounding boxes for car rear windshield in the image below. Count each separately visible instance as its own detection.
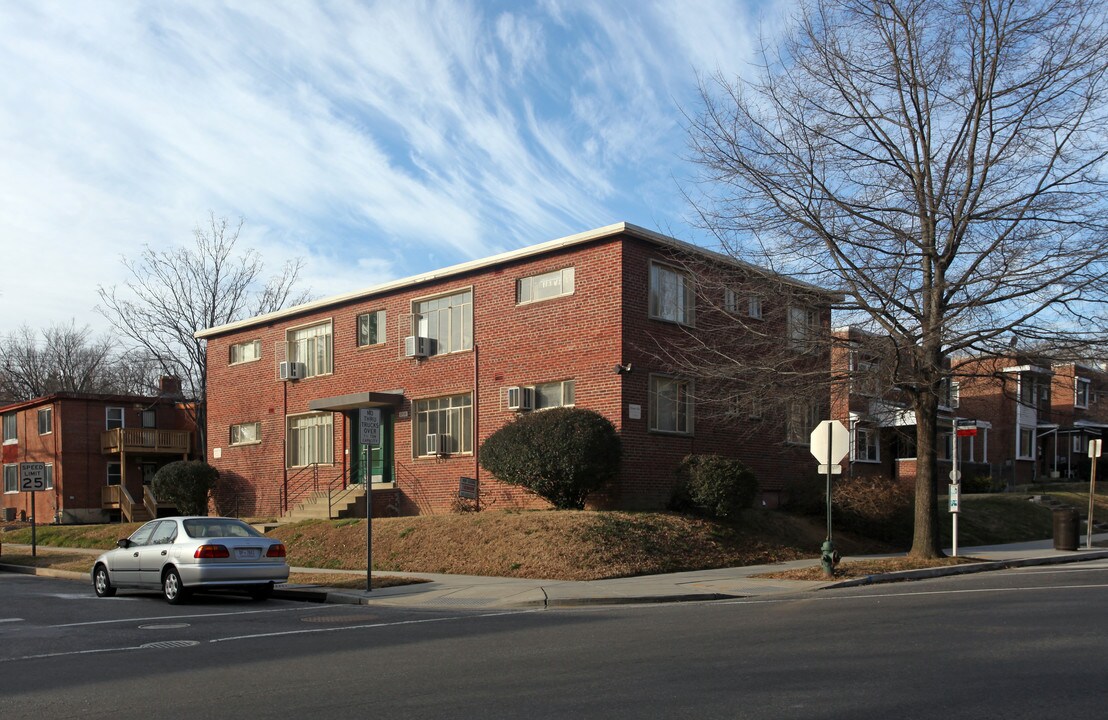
[183,519,264,539]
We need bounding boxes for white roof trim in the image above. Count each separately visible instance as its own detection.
[195,222,839,339]
[1002,364,1052,375]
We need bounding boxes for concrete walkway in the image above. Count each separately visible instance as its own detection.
[278,534,1108,609]
[4,536,1107,609]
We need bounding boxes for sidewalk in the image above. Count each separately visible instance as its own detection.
[278,534,1108,609]
[4,536,1107,609]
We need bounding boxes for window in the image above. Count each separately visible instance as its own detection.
[287,321,333,378]
[787,400,821,444]
[1074,435,1089,453]
[518,267,575,304]
[724,288,738,313]
[2,413,16,444]
[415,394,473,456]
[106,407,124,430]
[413,290,473,356]
[229,339,262,364]
[286,413,334,467]
[141,410,156,428]
[37,408,53,435]
[357,310,387,347]
[106,462,122,486]
[649,263,694,325]
[851,353,881,397]
[788,306,820,350]
[230,421,262,446]
[748,296,763,319]
[534,380,576,410]
[44,464,54,490]
[3,465,16,493]
[853,426,880,462]
[1076,378,1091,408]
[149,520,178,545]
[649,376,693,434]
[1018,426,1035,459]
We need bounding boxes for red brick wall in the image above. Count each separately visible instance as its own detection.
[205,233,827,517]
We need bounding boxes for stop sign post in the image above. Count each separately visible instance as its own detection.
[810,420,849,576]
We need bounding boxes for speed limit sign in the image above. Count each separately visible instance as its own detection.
[19,462,46,492]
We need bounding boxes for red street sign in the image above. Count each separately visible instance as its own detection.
[957,427,978,437]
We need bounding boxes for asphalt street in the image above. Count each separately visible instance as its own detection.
[3,562,1107,719]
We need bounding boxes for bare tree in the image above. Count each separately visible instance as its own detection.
[97,213,311,455]
[0,321,148,400]
[686,0,1108,557]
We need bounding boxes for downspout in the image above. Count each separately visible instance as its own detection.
[474,342,480,511]
[52,401,59,524]
[282,379,288,514]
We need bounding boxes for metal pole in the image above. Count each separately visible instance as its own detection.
[1088,453,1097,550]
[952,426,959,558]
[826,422,833,542]
[31,490,37,559]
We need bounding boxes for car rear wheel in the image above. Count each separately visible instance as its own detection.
[162,568,189,605]
[248,583,274,601]
[93,564,116,598]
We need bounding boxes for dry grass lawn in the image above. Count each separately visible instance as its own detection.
[757,555,988,581]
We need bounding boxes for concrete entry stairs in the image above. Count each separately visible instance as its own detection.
[282,484,366,523]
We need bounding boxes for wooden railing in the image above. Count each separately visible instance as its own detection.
[101,428,191,455]
[101,485,144,523]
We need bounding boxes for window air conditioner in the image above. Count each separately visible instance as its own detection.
[425,433,440,455]
[279,361,306,381]
[507,386,533,411]
[405,336,432,358]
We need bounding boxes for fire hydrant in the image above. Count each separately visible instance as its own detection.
[820,539,841,578]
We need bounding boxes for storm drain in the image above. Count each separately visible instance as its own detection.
[140,640,200,649]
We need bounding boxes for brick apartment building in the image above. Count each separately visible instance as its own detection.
[1,380,194,524]
[198,223,836,518]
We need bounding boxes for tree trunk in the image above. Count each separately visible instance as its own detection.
[910,388,944,558]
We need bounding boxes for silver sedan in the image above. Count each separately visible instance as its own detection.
[91,516,290,604]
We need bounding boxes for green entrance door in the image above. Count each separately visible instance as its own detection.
[354,410,393,485]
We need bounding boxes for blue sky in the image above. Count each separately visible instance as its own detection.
[0,0,790,336]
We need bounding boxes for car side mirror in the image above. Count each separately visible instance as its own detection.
[117,538,132,549]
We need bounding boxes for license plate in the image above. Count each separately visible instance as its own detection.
[234,548,261,560]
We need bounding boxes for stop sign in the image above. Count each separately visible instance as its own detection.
[810,420,849,465]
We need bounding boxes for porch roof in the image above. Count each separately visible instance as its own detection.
[308,391,404,412]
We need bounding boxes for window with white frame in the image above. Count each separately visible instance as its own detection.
[3,413,17,444]
[357,310,386,347]
[286,413,334,467]
[788,306,820,350]
[786,399,821,444]
[287,322,333,378]
[724,288,738,313]
[414,394,472,456]
[851,353,881,397]
[649,376,693,434]
[649,263,694,325]
[748,296,763,319]
[853,426,880,462]
[3,465,17,493]
[106,407,124,430]
[44,463,54,490]
[229,339,262,365]
[414,290,473,356]
[1018,426,1035,459]
[230,421,261,446]
[37,407,52,435]
[518,267,574,304]
[1076,378,1091,408]
[533,380,575,410]
[106,462,122,486]
[1073,435,1089,453]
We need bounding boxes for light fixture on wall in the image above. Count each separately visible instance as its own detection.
[614,362,632,375]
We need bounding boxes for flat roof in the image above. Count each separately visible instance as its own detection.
[195,221,840,339]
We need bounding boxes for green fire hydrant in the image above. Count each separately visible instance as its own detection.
[820,539,840,578]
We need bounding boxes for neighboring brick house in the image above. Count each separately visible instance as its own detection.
[1,380,194,524]
[197,222,836,518]
[831,327,988,488]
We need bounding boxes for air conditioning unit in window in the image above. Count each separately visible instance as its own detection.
[425,433,440,455]
[279,361,306,381]
[405,336,432,358]
[507,386,533,412]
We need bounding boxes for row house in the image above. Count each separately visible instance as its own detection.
[0,378,194,523]
[197,223,837,518]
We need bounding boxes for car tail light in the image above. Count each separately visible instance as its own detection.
[194,544,231,559]
[266,544,287,558]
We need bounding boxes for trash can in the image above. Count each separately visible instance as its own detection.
[1052,507,1080,551]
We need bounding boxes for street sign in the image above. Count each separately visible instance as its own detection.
[810,420,849,465]
[817,464,843,475]
[459,476,479,499]
[1089,439,1102,459]
[359,408,381,446]
[949,483,960,513]
[949,470,962,482]
[19,462,46,492]
[955,418,978,437]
